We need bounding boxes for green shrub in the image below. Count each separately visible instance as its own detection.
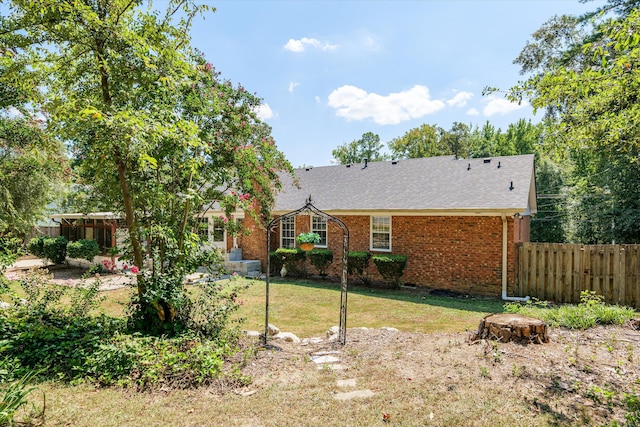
[66,239,101,262]
[372,254,408,288]
[306,249,333,277]
[269,251,283,275]
[274,248,305,276]
[27,237,44,258]
[0,237,21,269]
[347,251,371,285]
[0,268,251,390]
[42,236,67,264]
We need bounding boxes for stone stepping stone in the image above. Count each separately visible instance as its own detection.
[336,379,356,388]
[310,355,340,364]
[312,351,340,356]
[333,389,375,401]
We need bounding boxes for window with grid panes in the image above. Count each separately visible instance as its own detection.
[311,215,327,247]
[280,216,296,248]
[371,216,391,251]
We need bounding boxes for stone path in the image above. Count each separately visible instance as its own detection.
[308,349,375,401]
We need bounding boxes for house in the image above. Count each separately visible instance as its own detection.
[50,154,536,298]
[237,154,536,298]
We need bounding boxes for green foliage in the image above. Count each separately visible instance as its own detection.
[0,269,250,390]
[269,251,283,276]
[0,116,68,242]
[86,332,250,390]
[347,251,372,285]
[332,132,387,164]
[296,232,320,245]
[27,237,44,258]
[0,371,44,426]
[0,0,293,333]
[0,237,21,288]
[180,276,252,339]
[127,271,190,336]
[274,248,306,276]
[0,269,117,382]
[42,236,67,264]
[388,123,443,159]
[306,249,333,277]
[66,239,101,262]
[372,254,408,288]
[503,291,636,329]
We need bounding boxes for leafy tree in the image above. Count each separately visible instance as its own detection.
[439,122,471,159]
[332,132,387,164]
[508,5,640,243]
[0,116,66,243]
[1,0,292,330]
[388,123,444,159]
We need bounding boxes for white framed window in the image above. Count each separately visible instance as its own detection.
[280,216,296,248]
[311,215,328,247]
[196,218,209,241]
[371,216,391,251]
[212,218,225,243]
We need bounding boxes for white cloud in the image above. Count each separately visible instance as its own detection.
[447,91,473,107]
[327,85,445,125]
[482,96,528,117]
[314,96,321,103]
[284,37,338,53]
[466,107,480,116]
[288,81,300,93]
[255,103,274,120]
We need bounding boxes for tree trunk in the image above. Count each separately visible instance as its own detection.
[471,313,549,344]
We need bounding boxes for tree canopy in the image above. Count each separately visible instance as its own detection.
[0,0,292,330]
[331,132,387,164]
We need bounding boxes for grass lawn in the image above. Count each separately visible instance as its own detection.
[235,277,505,337]
[5,274,637,426]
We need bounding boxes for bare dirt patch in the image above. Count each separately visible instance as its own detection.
[236,324,640,426]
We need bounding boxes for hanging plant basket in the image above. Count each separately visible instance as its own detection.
[300,242,315,251]
[296,232,321,251]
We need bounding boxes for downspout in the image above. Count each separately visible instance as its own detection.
[501,213,530,302]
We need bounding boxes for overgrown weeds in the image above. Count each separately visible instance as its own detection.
[504,291,636,329]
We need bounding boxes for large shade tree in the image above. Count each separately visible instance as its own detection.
[508,3,640,243]
[0,0,292,329]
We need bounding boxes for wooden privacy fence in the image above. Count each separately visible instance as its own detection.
[515,243,640,308]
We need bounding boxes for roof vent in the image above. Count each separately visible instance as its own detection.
[392,160,398,165]
[497,161,501,169]
[346,164,351,168]
[362,158,368,169]
[467,163,471,171]
[483,159,491,164]
[305,167,310,171]
[509,181,514,191]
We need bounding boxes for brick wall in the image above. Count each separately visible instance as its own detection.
[239,213,523,297]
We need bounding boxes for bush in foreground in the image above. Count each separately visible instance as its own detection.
[0,269,253,390]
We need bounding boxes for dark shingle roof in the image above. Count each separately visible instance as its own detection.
[274,154,536,214]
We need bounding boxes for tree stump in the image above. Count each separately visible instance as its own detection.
[471,313,549,344]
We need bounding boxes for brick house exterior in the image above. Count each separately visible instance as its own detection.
[238,154,536,297]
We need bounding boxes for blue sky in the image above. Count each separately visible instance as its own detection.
[188,0,606,167]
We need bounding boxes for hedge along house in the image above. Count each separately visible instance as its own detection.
[238,154,537,299]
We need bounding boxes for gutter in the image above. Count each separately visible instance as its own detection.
[501,213,530,302]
